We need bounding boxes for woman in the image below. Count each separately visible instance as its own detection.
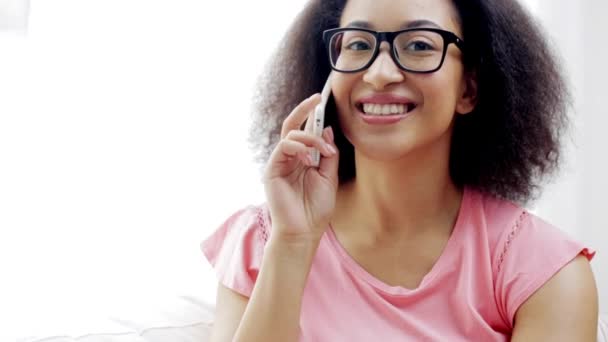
[202,0,598,340]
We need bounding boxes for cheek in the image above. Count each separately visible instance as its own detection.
[334,89,351,111]
[420,72,462,113]
[331,78,356,116]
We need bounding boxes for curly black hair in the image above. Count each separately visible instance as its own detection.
[247,0,570,205]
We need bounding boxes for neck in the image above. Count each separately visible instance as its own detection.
[335,136,463,242]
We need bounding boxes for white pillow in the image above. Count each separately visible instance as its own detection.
[20,296,215,342]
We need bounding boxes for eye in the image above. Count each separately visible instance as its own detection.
[345,40,373,51]
[406,41,434,51]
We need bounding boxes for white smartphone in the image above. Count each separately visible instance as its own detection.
[308,73,333,167]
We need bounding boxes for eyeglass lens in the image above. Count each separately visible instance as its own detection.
[329,30,446,72]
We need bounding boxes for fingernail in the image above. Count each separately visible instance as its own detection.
[329,127,334,141]
[326,144,337,155]
[322,127,330,140]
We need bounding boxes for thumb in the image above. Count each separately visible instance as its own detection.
[318,126,339,184]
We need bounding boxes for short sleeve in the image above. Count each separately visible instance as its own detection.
[493,211,595,329]
[201,205,270,298]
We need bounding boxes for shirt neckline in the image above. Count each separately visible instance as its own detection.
[326,186,471,296]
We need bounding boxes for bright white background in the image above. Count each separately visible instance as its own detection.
[0,0,605,340]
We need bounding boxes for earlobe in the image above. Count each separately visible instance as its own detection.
[456,70,478,115]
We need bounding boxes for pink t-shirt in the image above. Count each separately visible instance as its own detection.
[201,187,595,341]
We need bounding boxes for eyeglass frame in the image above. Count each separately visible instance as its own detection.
[322,27,465,74]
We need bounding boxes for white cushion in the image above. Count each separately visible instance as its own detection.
[19,302,608,342]
[20,321,212,342]
[20,296,214,342]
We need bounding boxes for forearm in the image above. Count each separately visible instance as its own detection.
[233,236,319,342]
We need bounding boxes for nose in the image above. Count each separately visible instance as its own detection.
[362,41,405,90]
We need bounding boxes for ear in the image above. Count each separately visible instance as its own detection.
[455,69,478,115]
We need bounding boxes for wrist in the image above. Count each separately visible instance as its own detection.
[266,234,321,263]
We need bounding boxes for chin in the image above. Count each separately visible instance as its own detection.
[350,137,418,162]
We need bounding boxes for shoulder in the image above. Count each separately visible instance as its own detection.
[200,203,269,272]
[465,188,597,328]
[200,203,273,297]
[464,188,531,266]
[203,203,272,250]
[466,188,594,269]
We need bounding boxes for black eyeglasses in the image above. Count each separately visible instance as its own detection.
[322,27,465,73]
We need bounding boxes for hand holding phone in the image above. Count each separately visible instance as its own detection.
[262,71,339,243]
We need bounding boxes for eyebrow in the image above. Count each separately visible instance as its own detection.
[345,19,442,30]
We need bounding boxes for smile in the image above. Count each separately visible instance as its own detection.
[355,103,417,125]
[358,103,417,116]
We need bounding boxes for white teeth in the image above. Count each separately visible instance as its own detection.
[362,103,412,115]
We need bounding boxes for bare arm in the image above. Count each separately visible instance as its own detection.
[511,254,598,341]
[209,284,247,342]
[210,237,319,342]
[209,86,338,341]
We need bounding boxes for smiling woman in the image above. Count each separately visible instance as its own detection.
[1,0,604,341]
[201,0,599,341]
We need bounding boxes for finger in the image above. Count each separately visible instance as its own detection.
[264,140,310,180]
[296,151,314,166]
[318,126,339,182]
[270,139,312,163]
[280,94,321,139]
[285,130,337,158]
